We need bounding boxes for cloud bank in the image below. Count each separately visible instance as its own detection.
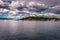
[0,0,60,17]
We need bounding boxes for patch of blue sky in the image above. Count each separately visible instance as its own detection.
[31,11,37,14]
[0,15,8,18]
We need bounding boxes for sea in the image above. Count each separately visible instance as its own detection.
[0,20,60,40]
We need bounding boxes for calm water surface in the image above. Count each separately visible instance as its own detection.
[0,20,60,40]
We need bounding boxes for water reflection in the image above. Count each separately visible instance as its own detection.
[0,20,60,40]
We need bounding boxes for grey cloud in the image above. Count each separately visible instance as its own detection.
[0,0,60,15]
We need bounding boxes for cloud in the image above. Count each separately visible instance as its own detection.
[0,0,9,9]
[43,5,60,14]
[8,9,20,15]
[0,0,9,6]
[26,1,48,12]
[0,8,9,13]
[40,12,57,17]
[9,1,25,9]
[49,5,60,10]
[0,0,60,17]
[8,0,48,12]
[0,8,20,16]
[27,1,46,7]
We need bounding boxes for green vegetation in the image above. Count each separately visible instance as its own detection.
[20,16,60,21]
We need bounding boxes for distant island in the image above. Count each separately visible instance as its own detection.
[20,16,60,21]
[0,18,14,20]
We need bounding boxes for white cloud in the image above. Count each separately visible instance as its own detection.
[8,9,20,15]
[40,12,57,17]
[26,1,48,12]
[0,8,20,15]
[3,9,9,13]
[0,8,9,13]
[27,1,46,8]
[9,1,25,9]
[45,13,56,16]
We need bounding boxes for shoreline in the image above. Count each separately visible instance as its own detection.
[0,16,60,21]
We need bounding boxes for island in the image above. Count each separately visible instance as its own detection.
[20,16,60,21]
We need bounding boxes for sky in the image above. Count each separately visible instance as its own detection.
[7,0,60,5]
[0,0,60,16]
